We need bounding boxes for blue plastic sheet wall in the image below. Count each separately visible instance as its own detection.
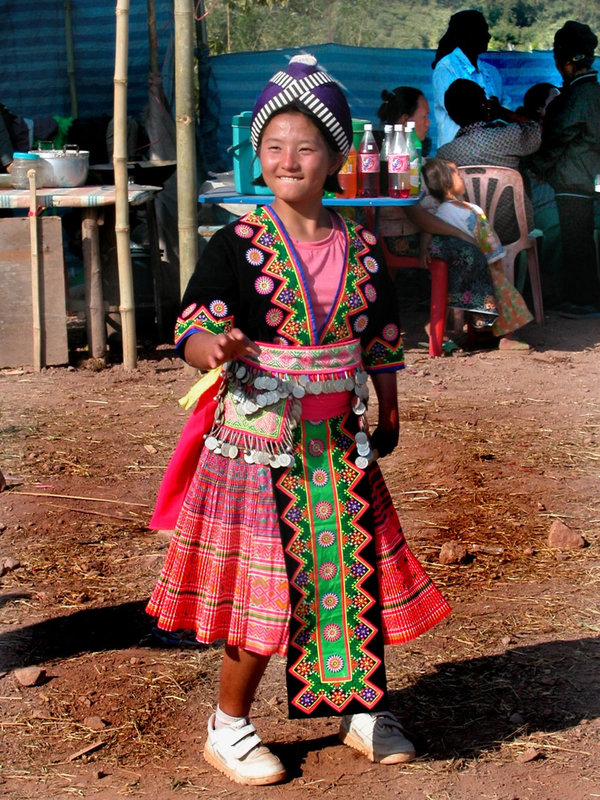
[208,44,561,168]
[1,0,174,119]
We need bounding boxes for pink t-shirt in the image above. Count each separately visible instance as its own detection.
[290,213,346,331]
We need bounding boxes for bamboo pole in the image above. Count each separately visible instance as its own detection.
[174,0,198,298]
[28,169,43,372]
[63,0,79,119]
[147,0,159,76]
[113,0,137,369]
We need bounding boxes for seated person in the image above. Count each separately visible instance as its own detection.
[436,79,541,243]
[422,158,533,350]
[377,85,500,328]
[431,9,508,148]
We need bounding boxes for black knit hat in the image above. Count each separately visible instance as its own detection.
[554,21,598,64]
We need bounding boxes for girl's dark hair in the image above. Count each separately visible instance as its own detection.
[252,102,343,193]
[421,157,457,202]
[377,86,424,125]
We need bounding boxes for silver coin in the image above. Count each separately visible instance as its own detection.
[353,401,366,415]
[221,442,230,457]
[268,377,278,390]
[355,431,369,445]
[292,385,305,399]
[357,445,371,457]
[279,453,292,468]
[298,375,309,387]
[254,376,265,390]
[228,444,239,459]
[236,365,246,380]
[205,436,219,451]
[256,394,267,407]
[244,452,254,464]
[355,456,369,469]
[344,377,355,391]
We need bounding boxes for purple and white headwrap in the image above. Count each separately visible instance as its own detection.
[250,54,353,158]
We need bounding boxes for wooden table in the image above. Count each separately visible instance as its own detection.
[0,184,160,358]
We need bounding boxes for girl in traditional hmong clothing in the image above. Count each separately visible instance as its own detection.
[147,55,450,786]
[421,157,533,350]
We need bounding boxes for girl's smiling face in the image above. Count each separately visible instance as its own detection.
[258,111,342,204]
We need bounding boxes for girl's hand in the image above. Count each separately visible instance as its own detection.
[205,329,261,369]
[184,329,261,370]
[419,249,431,269]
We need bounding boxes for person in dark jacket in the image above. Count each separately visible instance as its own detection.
[529,21,600,317]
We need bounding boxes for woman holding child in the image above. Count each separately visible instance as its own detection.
[377,86,532,349]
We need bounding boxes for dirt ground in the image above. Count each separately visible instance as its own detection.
[0,308,599,800]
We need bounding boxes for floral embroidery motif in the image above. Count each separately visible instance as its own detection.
[246,248,265,266]
[235,223,254,238]
[257,231,276,246]
[382,323,399,342]
[319,562,337,580]
[322,592,339,609]
[181,303,197,319]
[254,275,275,295]
[308,438,325,457]
[362,230,377,246]
[323,624,342,642]
[311,468,328,487]
[363,256,379,274]
[318,530,335,548]
[326,654,344,673]
[209,299,228,318]
[315,500,333,520]
[364,283,377,303]
[265,308,284,327]
[353,314,368,333]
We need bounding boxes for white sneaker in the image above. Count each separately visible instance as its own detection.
[203,713,287,785]
[339,710,416,764]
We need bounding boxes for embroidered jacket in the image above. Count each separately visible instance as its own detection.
[175,206,404,373]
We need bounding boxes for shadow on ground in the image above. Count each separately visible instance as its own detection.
[1,600,598,761]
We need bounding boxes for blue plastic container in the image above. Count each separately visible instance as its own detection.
[231,111,271,195]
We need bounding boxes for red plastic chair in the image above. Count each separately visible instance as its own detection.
[364,208,449,357]
[379,237,449,357]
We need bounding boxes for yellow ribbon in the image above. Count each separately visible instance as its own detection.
[178,367,222,410]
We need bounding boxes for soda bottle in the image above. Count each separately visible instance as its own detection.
[379,124,393,196]
[357,123,380,197]
[405,121,421,196]
[336,145,357,198]
[388,124,410,198]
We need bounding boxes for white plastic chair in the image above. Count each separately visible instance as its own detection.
[458,165,544,325]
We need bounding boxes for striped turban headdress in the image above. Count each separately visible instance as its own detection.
[250,54,352,158]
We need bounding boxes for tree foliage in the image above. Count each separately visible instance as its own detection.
[202,0,600,54]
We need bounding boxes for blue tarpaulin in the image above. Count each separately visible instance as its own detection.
[207,44,561,168]
[1,1,174,119]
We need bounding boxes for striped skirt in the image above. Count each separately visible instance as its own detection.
[146,445,451,659]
